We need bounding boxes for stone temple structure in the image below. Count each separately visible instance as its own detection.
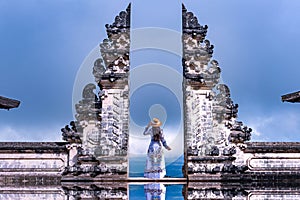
[0,96,20,110]
[182,4,251,178]
[1,3,300,199]
[282,90,300,103]
[62,4,131,179]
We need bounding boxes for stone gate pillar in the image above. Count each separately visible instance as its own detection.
[92,3,131,176]
[62,4,131,179]
[182,4,251,179]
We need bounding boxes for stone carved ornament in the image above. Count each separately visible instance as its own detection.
[62,184,127,199]
[182,4,252,176]
[182,3,251,150]
[61,4,131,177]
[93,4,130,83]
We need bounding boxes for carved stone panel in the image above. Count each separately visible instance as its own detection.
[67,4,131,177]
[182,4,251,177]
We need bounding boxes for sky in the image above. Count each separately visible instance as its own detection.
[1,0,300,151]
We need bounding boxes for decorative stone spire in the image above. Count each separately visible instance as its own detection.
[93,4,131,84]
[182,4,251,178]
[62,4,131,178]
[74,83,102,123]
[105,3,131,37]
[182,4,208,42]
[92,3,131,159]
[182,4,218,89]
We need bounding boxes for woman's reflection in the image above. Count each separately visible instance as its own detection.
[144,183,166,200]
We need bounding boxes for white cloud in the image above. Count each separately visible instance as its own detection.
[0,125,62,142]
[246,110,300,142]
[0,126,26,141]
[247,116,273,137]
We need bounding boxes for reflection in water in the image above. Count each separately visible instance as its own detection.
[129,156,184,178]
[144,183,166,200]
[129,184,184,200]
[3,180,300,199]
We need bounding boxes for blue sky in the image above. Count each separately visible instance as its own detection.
[1,0,300,146]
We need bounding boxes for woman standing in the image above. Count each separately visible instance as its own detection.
[143,118,171,178]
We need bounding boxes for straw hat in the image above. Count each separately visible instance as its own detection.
[150,118,162,127]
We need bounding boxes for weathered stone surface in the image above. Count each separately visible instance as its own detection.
[62,182,127,199]
[89,3,130,175]
[0,142,67,153]
[93,4,130,83]
[61,121,82,143]
[0,182,127,200]
[0,96,20,110]
[0,176,61,186]
[182,4,252,178]
[282,90,300,103]
[186,181,300,199]
[0,142,68,178]
[244,142,300,153]
[182,4,208,43]
[0,186,65,200]
[62,4,131,178]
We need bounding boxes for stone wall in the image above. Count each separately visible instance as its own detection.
[0,187,65,200]
[186,182,300,199]
[0,142,67,199]
[242,142,300,172]
[0,142,68,178]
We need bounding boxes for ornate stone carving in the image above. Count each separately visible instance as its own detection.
[187,187,248,199]
[105,4,131,37]
[213,84,238,123]
[182,4,208,42]
[62,144,127,177]
[182,4,252,177]
[62,184,127,199]
[182,4,218,88]
[61,121,82,143]
[93,4,130,83]
[229,121,252,144]
[62,4,131,178]
[75,83,101,122]
[92,4,130,174]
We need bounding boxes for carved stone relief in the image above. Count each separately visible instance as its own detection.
[182,4,252,177]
